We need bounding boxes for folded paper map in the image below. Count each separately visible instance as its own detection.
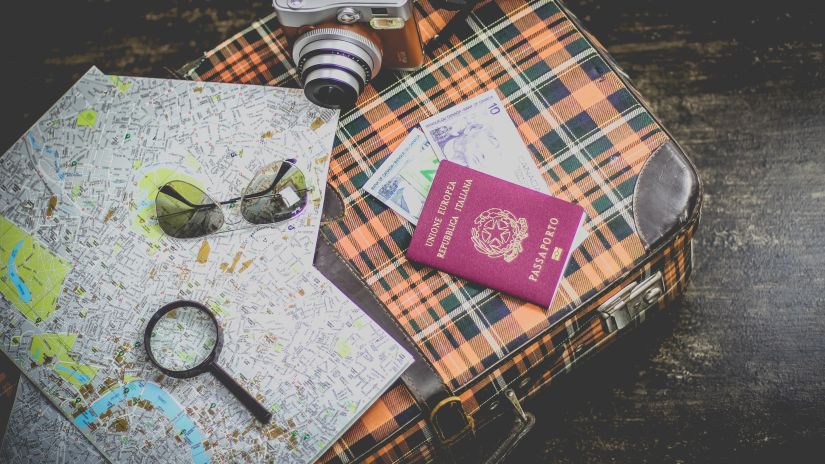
[0,67,412,463]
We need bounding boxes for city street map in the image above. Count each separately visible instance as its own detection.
[0,67,412,463]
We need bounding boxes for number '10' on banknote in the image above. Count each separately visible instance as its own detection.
[419,89,550,196]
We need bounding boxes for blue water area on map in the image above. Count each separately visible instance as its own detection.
[54,364,90,383]
[74,380,210,464]
[27,132,65,180]
[8,240,33,303]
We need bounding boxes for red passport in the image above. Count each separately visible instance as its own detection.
[407,161,585,308]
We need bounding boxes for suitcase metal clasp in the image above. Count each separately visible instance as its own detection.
[599,271,665,333]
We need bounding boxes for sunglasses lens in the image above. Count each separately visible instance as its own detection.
[156,181,225,238]
[241,161,308,225]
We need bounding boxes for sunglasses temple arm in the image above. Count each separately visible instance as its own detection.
[159,184,200,208]
[254,161,296,198]
[157,190,311,220]
[226,187,309,203]
[161,159,300,207]
[210,363,272,424]
[219,159,302,204]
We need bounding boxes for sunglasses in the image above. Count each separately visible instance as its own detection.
[155,159,308,239]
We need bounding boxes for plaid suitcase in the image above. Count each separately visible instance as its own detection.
[177,0,702,462]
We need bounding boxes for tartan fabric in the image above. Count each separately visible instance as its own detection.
[184,1,698,462]
[327,0,668,390]
[329,0,667,391]
[361,420,435,464]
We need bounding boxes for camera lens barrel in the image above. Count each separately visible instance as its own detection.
[293,28,382,109]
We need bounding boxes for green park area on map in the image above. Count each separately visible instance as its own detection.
[29,333,98,387]
[0,215,72,324]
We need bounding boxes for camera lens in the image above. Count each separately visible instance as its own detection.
[293,27,382,109]
[304,76,359,109]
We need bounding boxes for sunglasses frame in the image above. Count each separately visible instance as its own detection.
[154,158,310,239]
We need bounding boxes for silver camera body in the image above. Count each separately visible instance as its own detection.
[273,0,424,109]
[273,0,414,28]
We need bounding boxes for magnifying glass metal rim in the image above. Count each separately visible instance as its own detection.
[144,300,272,424]
[144,300,222,378]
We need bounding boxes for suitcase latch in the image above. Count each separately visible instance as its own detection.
[599,271,664,333]
[429,396,474,445]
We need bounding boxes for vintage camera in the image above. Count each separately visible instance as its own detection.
[273,0,426,109]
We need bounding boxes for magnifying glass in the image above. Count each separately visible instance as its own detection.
[144,300,272,424]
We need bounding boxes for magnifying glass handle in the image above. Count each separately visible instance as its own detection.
[210,363,273,424]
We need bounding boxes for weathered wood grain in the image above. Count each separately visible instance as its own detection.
[1,0,824,462]
[0,0,268,151]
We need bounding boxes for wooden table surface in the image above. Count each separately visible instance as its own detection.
[2,0,824,462]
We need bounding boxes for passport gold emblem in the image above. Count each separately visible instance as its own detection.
[470,208,528,262]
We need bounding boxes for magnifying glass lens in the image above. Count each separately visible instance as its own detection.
[145,300,271,424]
[149,304,217,371]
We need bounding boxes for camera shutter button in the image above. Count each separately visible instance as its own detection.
[337,8,361,24]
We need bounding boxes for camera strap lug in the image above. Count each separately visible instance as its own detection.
[424,0,480,55]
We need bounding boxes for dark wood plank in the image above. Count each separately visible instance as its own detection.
[1,0,824,462]
[0,0,268,152]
